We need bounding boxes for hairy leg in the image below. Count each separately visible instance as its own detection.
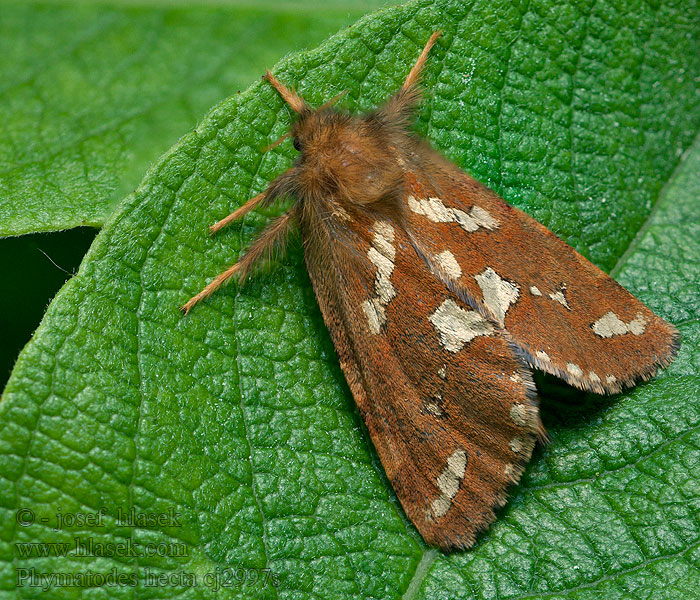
[181,206,297,314]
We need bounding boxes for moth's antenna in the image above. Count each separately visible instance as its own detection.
[181,262,242,314]
[264,70,308,113]
[378,30,442,127]
[402,30,442,91]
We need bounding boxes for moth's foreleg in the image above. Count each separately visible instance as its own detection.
[181,206,297,314]
[209,167,299,235]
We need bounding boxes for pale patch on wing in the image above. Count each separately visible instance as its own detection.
[566,363,583,378]
[592,312,626,336]
[504,463,515,480]
[429,299,494,353]
[530,283,570,309]
[434,250,462,280]
[474,267,520,327]
[368,248,395,304]
[549,289,570,309]
[425,403,441,416]
[362,220,396,334]
[425,400,445,418]
[627,315,647,335]
[407,195,499,232]
[510,436,524,453]
[592,311,647,338]
[470,206,499,229]
[510,403,528,427]
[361,299,385,335]
[407,195,452,222]
[535,350,551,362]
[430,449,468,519]
[372,220,395,259]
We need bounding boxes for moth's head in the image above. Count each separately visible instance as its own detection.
[263,71,407,205]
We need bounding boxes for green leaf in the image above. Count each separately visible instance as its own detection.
[0,0,389,236]
[2,1,699,599]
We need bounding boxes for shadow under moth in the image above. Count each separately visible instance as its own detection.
[182,31,679,550]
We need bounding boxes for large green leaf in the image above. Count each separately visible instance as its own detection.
[1,0,699,598]
[0,0,390,236]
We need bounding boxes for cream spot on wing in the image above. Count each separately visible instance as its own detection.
[429,299,494,353]
[408,195,453,222]
[510,372,522,383]
[549,290,570,309]
[510,436,524,453]
[362,221,396,334]
[592,311,627,336]
[447,448,468,475]
[361,299,385,335]
[375,278,395,304]
[367,247,395,304]
[589,371,601,383]
[407,195,498,232]
[567,363,584,378]
[606,375,617,384]
[504,463,515,480]
[536,350,551,362]
[592,311,647,337]
[628,314,647,335]
[407,195,421,213]
[425,402,445,417]
[430,496,452,519]
[372,220,395,259]
[430,449,468,519]
[470,205,499,229]
[438,365,447,379]
[435,250,462,280]
[510,403,528,427]
[452,209,480,232]
[474,267,520,326]
[530,286,543,296]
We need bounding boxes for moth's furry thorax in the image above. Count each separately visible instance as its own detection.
[290,107,411,206]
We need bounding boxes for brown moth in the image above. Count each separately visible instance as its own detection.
[182,31,679,550]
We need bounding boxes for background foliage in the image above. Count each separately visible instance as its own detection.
[1,0,699,598]
[0,0,393,385]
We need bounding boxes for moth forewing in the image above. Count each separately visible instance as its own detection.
[182,30,678,551]
[399,170,680,395]
[301,207,542,549]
